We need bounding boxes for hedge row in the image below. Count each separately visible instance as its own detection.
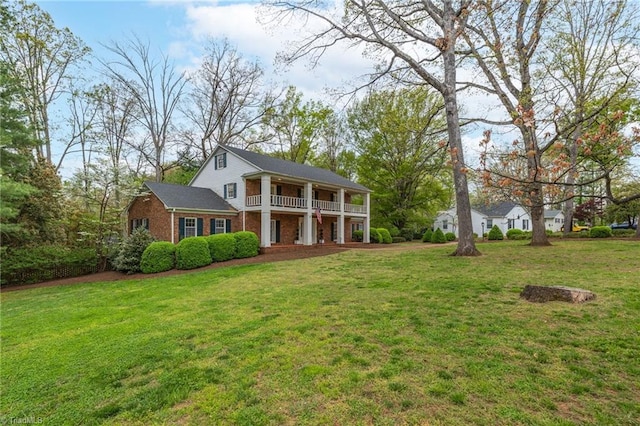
[138,231,261,273]
[1,246,100,287]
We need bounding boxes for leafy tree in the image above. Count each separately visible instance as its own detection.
[260,86,332,164]
[349,87,451,230]
[267,0,480,256]
[0,0,90,165]
[0,61,38,246]
[112,227,155,274]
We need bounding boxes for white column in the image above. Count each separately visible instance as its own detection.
[337,188,345,244]
[304,182,313,245]
[363,192,371,243]
[260,175,271,248]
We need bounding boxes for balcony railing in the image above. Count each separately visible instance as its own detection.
[245,195,366,214]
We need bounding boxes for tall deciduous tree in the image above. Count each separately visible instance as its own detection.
[540,0,640,236]
[261,86,331,164]
[102,36,187,181]
[181,38,273,160]
[267,0,480,255]
[348,87,451,230]
[0,0,90,165]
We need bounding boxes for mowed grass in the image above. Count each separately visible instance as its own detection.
[1,240,639,425]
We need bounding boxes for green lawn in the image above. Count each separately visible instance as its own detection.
[1,240,639,425]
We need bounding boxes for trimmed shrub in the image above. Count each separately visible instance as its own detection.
[234,231,260,258]
[370,228,382,243]
[611,229,636,238]
[422,228,433,243]
[506,229,524,240]
[392,236,406,243]
[445,232,456,241]
[207,233,236,262]
[1,246,98,286]
[112,227,155,274]
[431,228,447,244]
[352,230,364,242]
[589,226,612,238]
[140,241,176,274]
[488,225,504,241]
[176,237,212,270]
[378,228,392,244]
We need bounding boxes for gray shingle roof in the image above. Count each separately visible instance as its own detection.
[145,181,236,212]
[223,145,370,192]
[479,201,517,217]
[545,210,562,219]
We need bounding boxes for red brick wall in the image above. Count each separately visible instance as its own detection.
[127,193,240,243]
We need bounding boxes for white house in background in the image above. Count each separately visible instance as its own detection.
[544,210,565,232]
[482,202,531,235]
[433,207,487,237]
[434,201,533,237]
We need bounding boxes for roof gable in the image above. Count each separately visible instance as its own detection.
[144,181,236,212]
[220,145,370,192]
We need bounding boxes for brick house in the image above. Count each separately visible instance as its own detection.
[126,144,371,247]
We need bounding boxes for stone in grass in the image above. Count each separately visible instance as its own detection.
[520,285,596,303]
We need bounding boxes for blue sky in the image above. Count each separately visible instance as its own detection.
[34,0,375,101]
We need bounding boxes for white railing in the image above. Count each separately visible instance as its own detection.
[312,199,340,212]
[246,195,261,207]
[345,203,366,214]
[245,195,366,214]
[270,195,307,208]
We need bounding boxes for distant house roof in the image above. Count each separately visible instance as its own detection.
[144,181,236,212]
[545,210,563,219]
[222,145,370,192]
[479,201,518,217]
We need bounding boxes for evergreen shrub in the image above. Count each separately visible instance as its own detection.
[207,233,236,262]
[399,228,415,241]
[378,228,392,244]
[352,230,364,242]
[392,236,406,243]
[589,226,612,238]
[176,237,212,270]
[369,228,382,243]
[422,228,433,243]
[488,225,504,241]
[431,228,447,243]
[112,228,155,274]
[506,229,524,240]
[445,232,456,241]
[234,231,260,258]
[140,241,175,274]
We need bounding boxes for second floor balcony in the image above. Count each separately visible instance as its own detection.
[246,194,366,214]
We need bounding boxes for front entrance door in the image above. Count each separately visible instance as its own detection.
[270,219,281,243]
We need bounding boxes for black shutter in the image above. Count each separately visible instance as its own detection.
[226,219,232,233]
[210,218,216,235]
[276,220,281,243]
[223,184,227,199]
[179,218,185,240]
[233,183,237,198]
[297,188,302,198]
[314,190,319,199]
[214,155,218,170]
[222,152,227,168]
[197,218,204,236]
[277,185,282,195]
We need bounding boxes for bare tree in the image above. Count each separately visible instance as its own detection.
[465,0,639,245]
[101,36,187,182]
[0,0,90,164]
[181,39,273,161]
[540,0,639,235]
[266,0,480,256]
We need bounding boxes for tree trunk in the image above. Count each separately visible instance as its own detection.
[442,7,480,257]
